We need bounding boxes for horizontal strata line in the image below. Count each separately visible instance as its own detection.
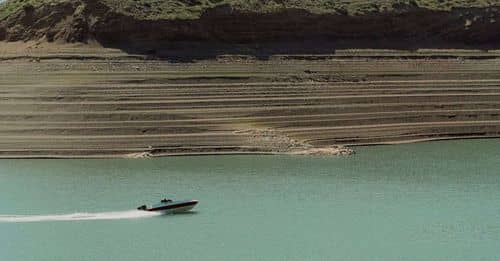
[350,136,500,146]
[312,132,500,142]
[8,60,499,67]
[9,87,495,93]
[1,103,498,111]
[2,69,500,76]
[0,132,246,139]
[291,129,500,138]
[0,129,500,143]
[19,84,493,89]
[0,151,278,159]
[2,93,499,105]
[0,101,498,115]
[0,136,498,150]
[20,53,500,58]
[319,135,500,146]
[0,109,498,125]
[0,139,247,145]
[2,93,499,102]
[3,82,500,88]
[5,91,500,98]
[8,84,500,90]
[283,120,500,132]
[0,111,500,126]
[3,80,500,88]
[0,121,498,139]
[0,146,250,151]
[0,123,496,132]
[293,131,500,141]
[0,145,250,150]
[2,89,500,98]
[0,114,498,130]
[4,85,500,91]
[4,58,500,63]
[0,142,249,147]
[312,133,500,143]
[5,69,500,74]
[0,73,495,81]
[2,91,499,99]
[3,81,500,87]
[1,52,499,59]
[0,70,278,75]
[2,87,500,95]
[0,125,221,130]
[0,145,261,152]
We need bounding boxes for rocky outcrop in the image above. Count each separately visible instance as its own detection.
[235,128,354,155]
[1,0,500,48]
[0,1,86,42]
[290,147,354,156]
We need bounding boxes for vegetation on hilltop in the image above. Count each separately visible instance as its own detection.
[2,0,500,44]
[0,0,60,20]
[2,0,500,21]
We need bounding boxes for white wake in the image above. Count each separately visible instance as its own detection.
[0,210,161,223]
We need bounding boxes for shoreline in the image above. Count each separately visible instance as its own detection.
[1,136,499,160]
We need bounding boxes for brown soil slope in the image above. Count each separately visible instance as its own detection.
[0,47,499,158]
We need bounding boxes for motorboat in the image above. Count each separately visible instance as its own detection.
[137,198,198,214]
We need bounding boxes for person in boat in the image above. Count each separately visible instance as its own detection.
[137,205,148,210]
[161,198,173,203]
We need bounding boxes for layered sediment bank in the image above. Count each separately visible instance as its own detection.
[0,45,498,158]
[1,0,500,158]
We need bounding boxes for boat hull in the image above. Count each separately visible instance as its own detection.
[139,200,198,214]
[159,204,196,214]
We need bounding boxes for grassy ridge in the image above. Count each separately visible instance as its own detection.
[0,0,64,20]
[2,0,500,20]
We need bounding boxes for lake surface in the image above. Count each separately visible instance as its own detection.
[1,139,499,260]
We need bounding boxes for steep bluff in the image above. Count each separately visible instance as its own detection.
[1,0,500,49]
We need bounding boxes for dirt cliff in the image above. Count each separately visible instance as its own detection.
[1,0,500,50]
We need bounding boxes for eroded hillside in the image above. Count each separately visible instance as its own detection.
[1,0,500,48]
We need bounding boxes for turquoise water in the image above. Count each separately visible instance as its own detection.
[1,139,499,260]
